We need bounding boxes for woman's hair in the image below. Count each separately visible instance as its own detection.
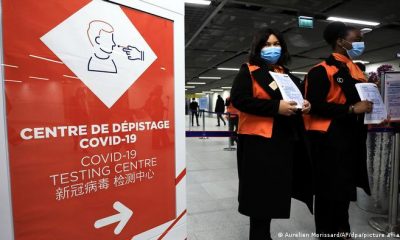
[248,27,291,66]
[323,21,357,48]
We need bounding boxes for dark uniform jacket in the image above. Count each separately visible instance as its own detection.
[215,97,225,113]
[306,54,371,201]
[231,63,314,218]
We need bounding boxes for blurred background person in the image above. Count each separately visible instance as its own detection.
[189,98,200,126]
[215,95,226,126]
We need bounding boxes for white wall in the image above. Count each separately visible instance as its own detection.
[366,60,400,74]
[0,2,14,239]
[0,61,14,240]
[139,0,184,15]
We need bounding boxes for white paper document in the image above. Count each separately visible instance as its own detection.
[355,83,387,124]
[269,71,304,109]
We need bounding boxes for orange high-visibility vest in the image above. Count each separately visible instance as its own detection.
[237,64,274,138]
[304,61,348,132]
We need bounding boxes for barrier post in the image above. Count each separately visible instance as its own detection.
[224,112,236,151]
[199,109,208,139]
[188,111,191,131]
[388,132,400,232]
[369,132,400,237]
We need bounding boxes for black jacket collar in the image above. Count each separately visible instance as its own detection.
[324,54,361,104]
[250,63,283,99]
[325,54,348,70]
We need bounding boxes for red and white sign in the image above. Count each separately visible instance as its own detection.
[1,0,185,239]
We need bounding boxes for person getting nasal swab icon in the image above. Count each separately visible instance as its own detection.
[87,20,145,74]
[118,45,144,61]
[87,20,118,73]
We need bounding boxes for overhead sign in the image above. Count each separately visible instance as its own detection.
[2,0,182,239]
[298,16,314,29]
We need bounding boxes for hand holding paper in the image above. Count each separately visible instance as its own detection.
[269,71,304,109]
[278,100,298,116]
[302,100,311,114]
[353,100,373,114]
[355,83,387,124]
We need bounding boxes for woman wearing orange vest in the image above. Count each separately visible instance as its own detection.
[305,22,373,239]
[230,27,313,240]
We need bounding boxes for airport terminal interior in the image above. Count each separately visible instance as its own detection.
[1,0,400,240]
[184,0,400,239]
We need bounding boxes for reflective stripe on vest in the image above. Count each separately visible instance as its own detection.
[237,64,274,138]
[304,61,346,132]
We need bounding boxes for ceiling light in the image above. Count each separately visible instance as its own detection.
[221,87,232,89]
[187,82,206,85]
[202,91,213,94]
[29,76,49,81]
[195,92,204,95]
[290,71,307,75]
[217,67,239,71]
[198,76,221,79]
[184,0,211,5]
[361,28,373,34]
[327,17,380,26]
[211,89,223,92]
[185,85,195,89]
[353,60,370,64]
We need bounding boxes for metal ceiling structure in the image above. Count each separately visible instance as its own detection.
[184,0,400,94]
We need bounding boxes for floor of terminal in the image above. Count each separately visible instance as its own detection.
[185,114,230,132]
[185,115,396,240]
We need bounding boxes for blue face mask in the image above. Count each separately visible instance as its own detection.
[345,41,365,59]
[260,46,281,64]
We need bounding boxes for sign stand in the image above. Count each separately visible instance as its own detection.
[369,132,400,238]
[223,113,236,151]
[0,0,15,237]
[199,110,208,139]
[369,71,400,237]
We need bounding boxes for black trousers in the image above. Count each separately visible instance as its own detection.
[191,111,199,126]
[249,217,272,240]
[228,117,238,144]
[315,192,351,238]
[217,113,226,126]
